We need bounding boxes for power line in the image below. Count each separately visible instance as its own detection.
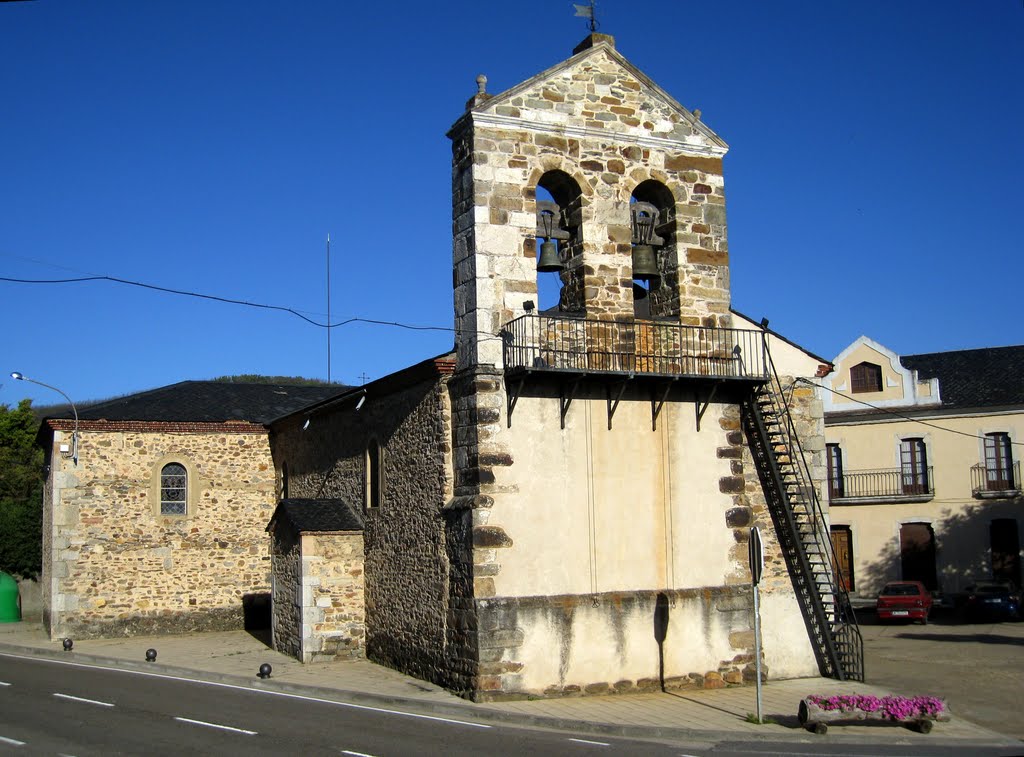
[0,273,503,341]
[799,378,1024,449]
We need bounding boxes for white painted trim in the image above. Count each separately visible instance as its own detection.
[823,336,941,413]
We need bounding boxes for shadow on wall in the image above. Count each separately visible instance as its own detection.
[855,498,1022,597]
[243,592,271,632]
[654,592,669,690]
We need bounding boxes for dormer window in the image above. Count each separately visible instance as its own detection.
[850,362,883,393]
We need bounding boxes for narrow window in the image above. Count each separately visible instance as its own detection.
[850,362,882,393]
[900,438,929,495]
[826,443,844,499]
[366,440,382,510]
[984,433,1014,491]
[160,463,188,515]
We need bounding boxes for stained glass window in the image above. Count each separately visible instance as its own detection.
[160,463,187,515]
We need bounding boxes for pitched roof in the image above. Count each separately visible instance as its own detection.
[901,346,1024,410]
[267,498,365,534]
[72,381,345,425]
[455,36,727,155]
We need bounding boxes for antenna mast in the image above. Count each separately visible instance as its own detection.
[326,233,332,384]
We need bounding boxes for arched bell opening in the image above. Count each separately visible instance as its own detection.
[535,170,583,313]
[630,181,677,320]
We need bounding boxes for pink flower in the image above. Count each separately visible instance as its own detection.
[807,694,944,720]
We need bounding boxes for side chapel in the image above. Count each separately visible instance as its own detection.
[268,33,862,699]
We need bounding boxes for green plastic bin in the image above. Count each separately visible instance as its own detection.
[0,572,21,622]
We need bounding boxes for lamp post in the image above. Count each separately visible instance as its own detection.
[10,372,78,466]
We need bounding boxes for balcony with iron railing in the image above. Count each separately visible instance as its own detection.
[971,461,1021,498]
[501,314,768,382]
[828,467,935,504]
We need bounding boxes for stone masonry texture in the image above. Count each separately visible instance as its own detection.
[273,373,460,687]
[45,427,277,639]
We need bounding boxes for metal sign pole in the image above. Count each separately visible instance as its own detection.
[753,582,763,724]
[749,526,764,724]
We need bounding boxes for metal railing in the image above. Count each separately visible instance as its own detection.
[501,314,768,380]
[971,461,1020,495]
[746,354,863,681]
[831,467,934,500]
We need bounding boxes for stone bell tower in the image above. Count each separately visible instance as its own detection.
[438,34,767,700]
[448,32,732,375]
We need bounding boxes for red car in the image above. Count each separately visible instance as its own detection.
[876,581,933,624]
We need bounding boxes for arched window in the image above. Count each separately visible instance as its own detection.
[160,462,188,516]
[365,440,382,510]
[850,362,882,393]
[630,181,676,319]
[534,171,583,313]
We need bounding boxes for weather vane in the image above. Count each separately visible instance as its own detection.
[574,0,599,32]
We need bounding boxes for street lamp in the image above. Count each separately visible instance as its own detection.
[10,372,78,466]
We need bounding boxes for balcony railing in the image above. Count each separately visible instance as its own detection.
[971,461,1020,497]
[830,467,934,501]
[501,314,768,381]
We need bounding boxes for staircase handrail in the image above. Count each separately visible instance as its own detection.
[761,351,863,679]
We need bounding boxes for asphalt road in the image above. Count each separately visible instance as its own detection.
[856,607,1024,739]
[0,654,681,756]
[2,652,1020,757]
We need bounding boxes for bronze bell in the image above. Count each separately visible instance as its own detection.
[537,239,563,272]
[631,244,660,282]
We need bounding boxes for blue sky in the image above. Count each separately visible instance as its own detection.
[2,0,1021,408]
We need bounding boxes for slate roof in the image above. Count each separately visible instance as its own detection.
[73,381,345,425]
[901,346,1024,410]
[267,499,365,534]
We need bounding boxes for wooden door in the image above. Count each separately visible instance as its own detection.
[830,526,854,592]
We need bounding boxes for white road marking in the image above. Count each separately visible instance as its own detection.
[53,692,115,707]
[568,738,609,746]
[0,651,491,730]
[0,735,26,746]
[0,681,11,686]
[341,751,377,757]
[174,716,257,736]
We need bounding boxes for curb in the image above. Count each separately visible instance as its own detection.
[1,641,1021,748]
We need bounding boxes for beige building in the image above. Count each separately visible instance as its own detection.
[823,336,1023,599]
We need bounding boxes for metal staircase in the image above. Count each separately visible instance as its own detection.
[743,354,864,682]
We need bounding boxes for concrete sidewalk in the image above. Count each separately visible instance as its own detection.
[0,621,1019,748]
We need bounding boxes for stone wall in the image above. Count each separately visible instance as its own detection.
[270,526,302,659]
[272,369,456,685]
[43,425,277,638]
[270,527,365,663]
[474,586,757,701]
[450,40,731,372]
[302,532,364,661]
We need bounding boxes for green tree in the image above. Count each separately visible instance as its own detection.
[0,399,44,577]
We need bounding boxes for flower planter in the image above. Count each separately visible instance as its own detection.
[798,695,949,735]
